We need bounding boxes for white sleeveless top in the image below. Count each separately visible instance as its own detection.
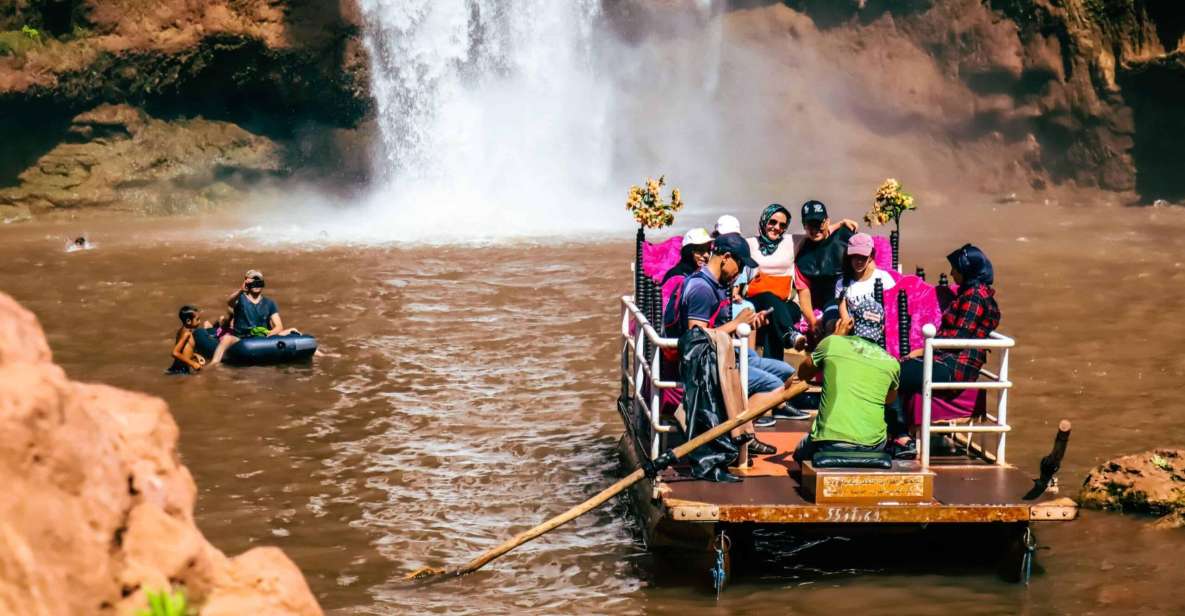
[746,236,795,277]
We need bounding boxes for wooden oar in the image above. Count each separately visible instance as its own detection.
[405,379,811,582]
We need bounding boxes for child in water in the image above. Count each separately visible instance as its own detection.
[168,305,208,374]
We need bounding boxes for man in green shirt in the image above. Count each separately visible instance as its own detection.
[792,302,900,463]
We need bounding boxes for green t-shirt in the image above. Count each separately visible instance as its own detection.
[809,335,901,446]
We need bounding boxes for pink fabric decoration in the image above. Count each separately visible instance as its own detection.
[908,389,986,425]
[883,275,943,359]
[871,235,894,272]
[642,237,683,283]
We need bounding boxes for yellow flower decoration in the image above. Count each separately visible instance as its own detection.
[865,178,917,228]
[625,175,684,229]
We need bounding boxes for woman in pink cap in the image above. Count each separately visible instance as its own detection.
[835,232,895,340]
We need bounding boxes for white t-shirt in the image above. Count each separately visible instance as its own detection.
[746,236,795,277]
[835,269,896,304]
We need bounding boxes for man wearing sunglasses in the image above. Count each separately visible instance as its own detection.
[794,200,856,336]
[209,269,295,365]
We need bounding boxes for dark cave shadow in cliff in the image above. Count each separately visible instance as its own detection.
[1119,57,1185,203]
[0,107,73,188]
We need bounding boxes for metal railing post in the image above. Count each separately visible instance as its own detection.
[650,346,663,459]
[921,325,936,469]
[996,346,1010,465]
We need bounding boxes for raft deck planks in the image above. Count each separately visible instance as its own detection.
[644,418,1077,527]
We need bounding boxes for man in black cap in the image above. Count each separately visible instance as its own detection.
[794,200,857,334]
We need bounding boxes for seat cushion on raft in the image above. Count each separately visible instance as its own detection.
[907,388,987,425]
[812,450,893,469]
[661,386,684,416]
[642,236,683,283]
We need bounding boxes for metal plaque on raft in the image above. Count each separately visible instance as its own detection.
[821,474,926,499]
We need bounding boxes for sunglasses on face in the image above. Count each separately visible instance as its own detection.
[766,219,788,230]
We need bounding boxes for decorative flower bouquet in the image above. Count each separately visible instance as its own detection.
[866,178,916,231]
[626,175,684,229]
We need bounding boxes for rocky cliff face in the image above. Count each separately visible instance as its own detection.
[778,0,1185,202]
[0,291,323,615]
[607,0,1185,204]
[0,0,372,219]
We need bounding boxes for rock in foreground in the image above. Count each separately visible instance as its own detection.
[1080,449,1185,529]
[0,291,322,616]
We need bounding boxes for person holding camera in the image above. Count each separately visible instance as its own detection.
[209,269,299,365]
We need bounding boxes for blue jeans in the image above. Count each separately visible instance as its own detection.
[746,348,794,394]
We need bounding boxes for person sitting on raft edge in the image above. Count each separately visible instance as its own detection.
[668,233,801,481]
[791,302,900,464]
[888,243,1001,457]
[169,305,211,375]
[209,269,300,366]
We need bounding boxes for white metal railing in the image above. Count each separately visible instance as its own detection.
[919,325,1015,468]
[620,296,750,460]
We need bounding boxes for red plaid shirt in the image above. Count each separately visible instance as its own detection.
[937,283,1000,381]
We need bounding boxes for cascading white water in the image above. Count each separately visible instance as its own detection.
[352,0,618,240]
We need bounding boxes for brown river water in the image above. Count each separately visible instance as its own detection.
[4,199,1185,615]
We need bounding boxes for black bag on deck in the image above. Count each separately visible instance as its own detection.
[678,327,740,477]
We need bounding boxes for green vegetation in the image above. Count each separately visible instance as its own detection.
[0,25,44,57]
[137,588,191,616]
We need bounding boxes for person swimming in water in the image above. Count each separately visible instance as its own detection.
[65,235,95,252]
[168,305,208,374]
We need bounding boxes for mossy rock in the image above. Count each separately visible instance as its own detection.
[0,30,43,57]
[1080,449,1185,519]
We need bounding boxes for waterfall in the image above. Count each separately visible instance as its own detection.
[353,0,617,239]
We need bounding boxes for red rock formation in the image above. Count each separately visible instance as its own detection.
[0,291,322,616]
[1080,448,1185,529]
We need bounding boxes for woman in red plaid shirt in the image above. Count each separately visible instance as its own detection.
[889,244,1000,458]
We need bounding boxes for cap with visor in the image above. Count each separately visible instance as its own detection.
[801,200,829,224]
[847,232,874,257]
[682,227,713,247]
[713,233,759,268]
[713,215,742,237]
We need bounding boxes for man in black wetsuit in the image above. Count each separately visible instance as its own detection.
[209,270,297,365]
[793,200,855,335]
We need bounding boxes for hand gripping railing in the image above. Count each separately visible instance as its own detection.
[620,296,750,460]
[919,324,1015,469]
